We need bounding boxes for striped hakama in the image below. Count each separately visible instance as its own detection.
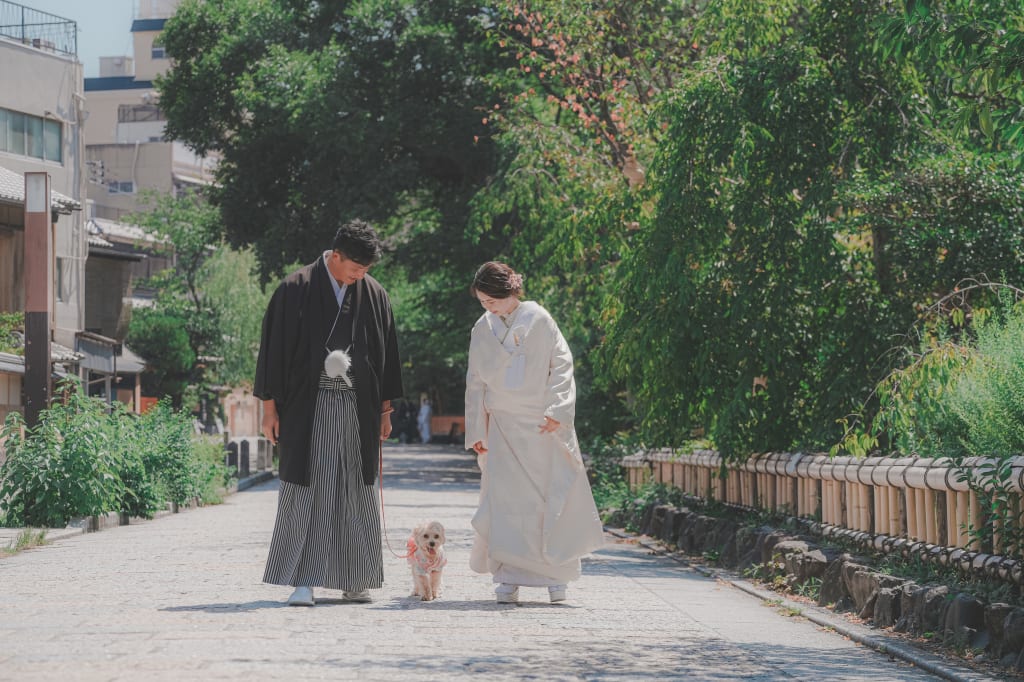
[263,372,383,591]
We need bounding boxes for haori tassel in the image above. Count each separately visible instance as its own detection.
[324,349,353,386]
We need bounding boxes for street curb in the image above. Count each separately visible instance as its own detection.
[605,527,998,682]
[236,470,276,491]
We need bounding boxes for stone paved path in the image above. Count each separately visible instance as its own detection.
[0,443,979,680]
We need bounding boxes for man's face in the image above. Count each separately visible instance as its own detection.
[329,250,371,285]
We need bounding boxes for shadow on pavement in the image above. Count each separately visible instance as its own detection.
[379,444,481,493]
[310,637,913,681]
[368,597,582,611]
[160,600,289,613]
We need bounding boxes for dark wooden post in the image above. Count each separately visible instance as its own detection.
[23,173,52,428]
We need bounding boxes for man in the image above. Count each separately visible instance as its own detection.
[254,219,403,606]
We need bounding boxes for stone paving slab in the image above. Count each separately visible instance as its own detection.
[0,443,992,681]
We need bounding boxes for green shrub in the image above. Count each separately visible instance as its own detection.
[0,382,125,527]
[951,304,1024,457]
[108,402,163,519]
[0,311,23,355]
[192,434,233,505]
[138,400,201,507]
[0,384,232,528]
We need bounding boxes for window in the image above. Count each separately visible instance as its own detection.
[8,112,26,155]
[106,180,135,194]
[56,257,71,303]
[43,120,62,162]
[151,39,166,59]
[0,107,62,162]
[26,116,43,159]
[117,104,164,123]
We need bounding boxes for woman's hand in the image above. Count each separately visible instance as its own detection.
[472,441,488,455]
[539,416,560,433]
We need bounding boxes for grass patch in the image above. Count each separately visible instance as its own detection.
[0,528,47,557]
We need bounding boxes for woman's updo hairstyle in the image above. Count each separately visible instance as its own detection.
[471,261,524,299]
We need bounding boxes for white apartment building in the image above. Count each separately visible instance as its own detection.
[83,0,215,222]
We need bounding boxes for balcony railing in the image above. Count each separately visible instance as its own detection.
[0,0,76,57]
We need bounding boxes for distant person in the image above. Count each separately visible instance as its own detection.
[464,261,605,603]
[418,396,433,444]
[254,219,403,606]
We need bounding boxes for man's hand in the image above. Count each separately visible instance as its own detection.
[472,440,488,455]
[261,399,279,445]
[380,401,393,441]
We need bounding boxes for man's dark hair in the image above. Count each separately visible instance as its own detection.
[332,219,382,266]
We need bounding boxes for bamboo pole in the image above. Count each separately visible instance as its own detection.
[878,487,889,537]
[969,490,982,551]
[924,489,936,544]
[907,488,919,540]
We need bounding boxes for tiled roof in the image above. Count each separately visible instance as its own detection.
[0,165,80,214]
[87,217,158,245]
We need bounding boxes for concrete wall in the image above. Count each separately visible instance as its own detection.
[85,142,173,221]
[133,29,170,83]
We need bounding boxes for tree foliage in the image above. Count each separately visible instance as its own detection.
[154,0,1024,457]
[605,0,1024,457]
[125,192,272,409]
[878,0,1024,151]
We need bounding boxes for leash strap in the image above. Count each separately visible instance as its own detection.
[378,441,412,559]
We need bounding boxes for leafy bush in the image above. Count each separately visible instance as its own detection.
[137,400,200,507]
[0,311,23,355]
[0,385,232,528]
[192,435,234,505]
[951,304,1024,457]
[0,383,125,527]
[108,402,163,519]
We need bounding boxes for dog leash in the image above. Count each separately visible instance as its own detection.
[378,441,413,560]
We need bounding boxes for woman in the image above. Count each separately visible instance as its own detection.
[465,261,605,604]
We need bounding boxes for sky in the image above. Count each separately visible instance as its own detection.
[23,0,138,78]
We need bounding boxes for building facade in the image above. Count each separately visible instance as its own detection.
[83,0,214,223]
[0,2,86,425]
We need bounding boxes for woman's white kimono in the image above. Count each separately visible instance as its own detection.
[465,301,605,585]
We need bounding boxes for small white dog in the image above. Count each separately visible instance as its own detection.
[407,521,447,601]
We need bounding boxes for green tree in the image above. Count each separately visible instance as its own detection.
[198,246,273,389]
[878,0,1024,150]
[158,0,514,412]
[159,0,504,280]
[126,192,221,408]
[467,0,705,435]
[124,191,274,417]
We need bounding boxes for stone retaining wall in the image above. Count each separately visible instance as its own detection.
[618,501,1024,671]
